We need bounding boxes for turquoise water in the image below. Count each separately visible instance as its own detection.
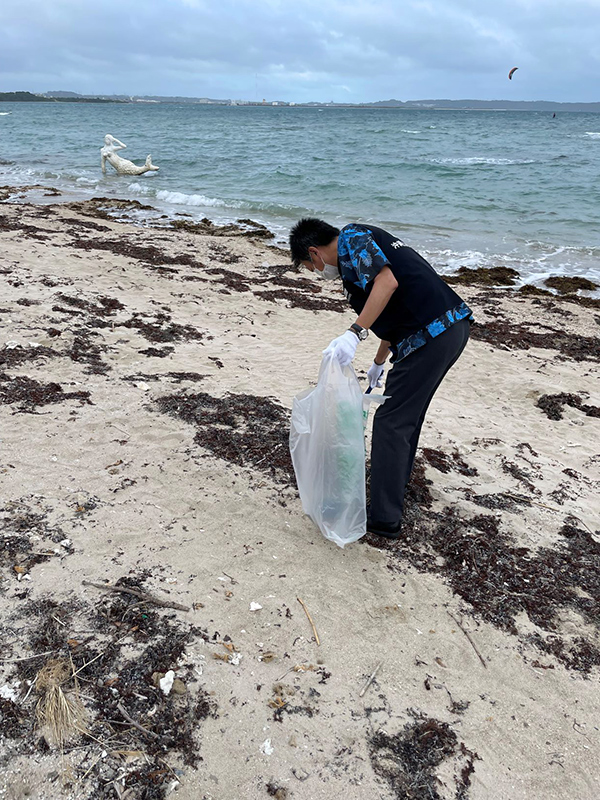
[1,102,599,285]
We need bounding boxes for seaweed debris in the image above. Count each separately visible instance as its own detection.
[156,391,294,484]
[66,331,111,375]
[369,714,479,800]
[4,574,217,798]
[444,266,519,286]
[368,458,600,672]
[0,373,91,411]
[121,312,207,344]
[123,372,205,384]
[544,276,598,294]
[536,392,600,421]
[171,216,274,239]
[0,344,59,369]
[54,293,125,318]
[0,499,71,581]
[65,197,155,220]
[72,237,205,274]
[255,288,346,312]
[139,346,175,358]
[518,284,600,310]
[0,213,51,240]
[470,319,600,362]
[421,448,478,476]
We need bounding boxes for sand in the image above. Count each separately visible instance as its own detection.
[0,197,599,800]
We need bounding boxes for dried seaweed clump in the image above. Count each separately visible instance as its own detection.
[470,319,600,362]
[0,373,91,411]
[444,266,519,286]
[0,344,59,369]
[536,392,600,421]
[255,288,346,312]
[72,236,202,274]
[370,715,478,800]
[121,312,206,344]
[518,284,600,310]
[156,390,294,484]
[7,576,217,798]
[65,197,154,220]
[0,500,69,579]
[544,276,598,294]
[421,447,478,476]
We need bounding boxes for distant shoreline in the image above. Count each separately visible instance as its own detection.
[2,91,600,112]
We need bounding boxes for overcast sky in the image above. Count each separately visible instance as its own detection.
[1,0,599,102]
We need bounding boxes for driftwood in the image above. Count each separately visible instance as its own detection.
[448,611,487,669]
[297,597,320,646]
[117,702,158,739]
[82,581,190,611]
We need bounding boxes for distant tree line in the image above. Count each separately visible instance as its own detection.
[0,91,119,103]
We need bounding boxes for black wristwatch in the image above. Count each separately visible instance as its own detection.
[349,323,368,341]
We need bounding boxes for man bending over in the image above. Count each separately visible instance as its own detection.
[289,218,472,539]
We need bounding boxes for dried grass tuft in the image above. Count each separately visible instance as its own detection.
[35,658,87,745]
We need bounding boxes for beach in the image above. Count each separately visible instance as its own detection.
[1,194,599,800]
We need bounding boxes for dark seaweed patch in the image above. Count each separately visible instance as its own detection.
[544,276,598,294]
[139,346,175,358]
[470,319,600,362]
[71,237,205,273]
[368,458,600,672]
[0,500,72,584]
[421,448,478,476]
[65,197,155,220]
[5,574,216,798]
[0,373,91,411]
[255,288,346,312]
[518,284,600,310]
[205,267,252,292]
[0,344,59,369]
[121,313,206,344]
[170,216,274,239]
[155,391,294,484]
[123,372,205,384]
[369,714,479,800]
[61,216,111,233]
[536,392,600,421]
[444,266,519,287]
[55,293,125,316]
[0,213,50,240]
[67,331,111,375]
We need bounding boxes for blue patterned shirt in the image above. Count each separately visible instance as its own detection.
[337,223,473,362]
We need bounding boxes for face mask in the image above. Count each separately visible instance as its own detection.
[318,263,339,281]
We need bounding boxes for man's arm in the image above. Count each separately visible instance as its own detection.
[353,266,398,330]
[374,338,391,364]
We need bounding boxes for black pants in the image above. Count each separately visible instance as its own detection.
[369,318,470,526]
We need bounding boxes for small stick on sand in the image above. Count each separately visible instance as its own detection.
[116,703,159,739]
[297,597,320,646]
[0,650,55,663]
[359,661,382,698]
[82,581,190,612]
[448,611,487,669]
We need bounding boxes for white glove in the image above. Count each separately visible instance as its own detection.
[322,329,359,367]
[367,360,385,389]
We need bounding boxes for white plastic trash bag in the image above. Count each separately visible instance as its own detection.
[289,354,386,548]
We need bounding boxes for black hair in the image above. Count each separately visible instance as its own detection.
[289,218,340,267]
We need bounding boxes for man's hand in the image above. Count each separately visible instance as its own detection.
[367,360,385,389]
[322,330,359,367]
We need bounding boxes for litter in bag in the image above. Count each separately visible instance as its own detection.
[289,354,387,548]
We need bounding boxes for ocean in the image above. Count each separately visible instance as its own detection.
[1,101,599,288]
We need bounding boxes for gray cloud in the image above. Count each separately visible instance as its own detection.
[1,0,599,101]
